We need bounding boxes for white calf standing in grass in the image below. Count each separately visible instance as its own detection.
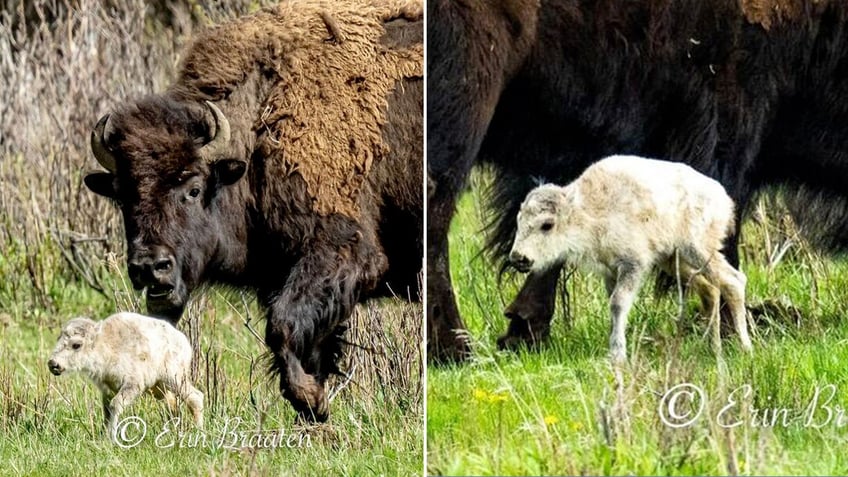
[48,312,203,441]
[509,155,753,363]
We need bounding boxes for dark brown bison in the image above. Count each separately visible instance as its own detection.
[428,0,848,362]
[84,0,423,421]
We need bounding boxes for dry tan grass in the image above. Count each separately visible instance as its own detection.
[0,0,270,315]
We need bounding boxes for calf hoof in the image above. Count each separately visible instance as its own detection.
[496,316,549,351]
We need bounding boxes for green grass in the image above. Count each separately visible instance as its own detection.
[0,240,423,476]
[427,176,848,475]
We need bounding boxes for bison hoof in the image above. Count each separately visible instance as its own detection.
[495,332,546,351]
[427,303,472,364]
[295,403,329,424]
[429,334,471,364]
[285,375,329,424]
[496,334,526,351]
[496,316,549,352]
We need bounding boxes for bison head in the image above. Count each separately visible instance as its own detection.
[84,97,247,322]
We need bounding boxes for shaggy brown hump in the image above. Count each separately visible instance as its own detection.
[739,0,809,29]
[175,0,423,217]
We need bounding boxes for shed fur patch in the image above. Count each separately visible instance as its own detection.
[739,0,808,29]
[174,0,423,217]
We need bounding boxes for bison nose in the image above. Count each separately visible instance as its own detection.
[128,247,176,290]
[509,251,533,272]
[47,359,63,376]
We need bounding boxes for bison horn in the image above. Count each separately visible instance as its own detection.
[90,114,117,172]
[198,101,231,163]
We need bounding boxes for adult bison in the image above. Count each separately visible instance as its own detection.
[428,0,848,362]
[84,0,423,421]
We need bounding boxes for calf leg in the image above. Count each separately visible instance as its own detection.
[185,388,204,428]
[607,262,646,364]
[498,266,561,351]
[683,245,753,353]
[690,274,722,354]
[150,382,178,414]
[100,392,114,431]
[176,381,204,428]
[107,384,143,442]
[715,259,753,352]
[160,376,204,427]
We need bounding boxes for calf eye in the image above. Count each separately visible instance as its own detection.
[72,343,81,350]
[540,222,554,232]
[189,188,201,198]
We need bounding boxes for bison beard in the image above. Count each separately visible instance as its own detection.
[84,0,423,421]
[427,0,848,362]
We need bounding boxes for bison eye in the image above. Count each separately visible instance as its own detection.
[540,222,554,232]
[189,188,201,198]
[71,342,81,350]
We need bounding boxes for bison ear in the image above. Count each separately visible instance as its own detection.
[84,172,116,199]
[213,159,246,186]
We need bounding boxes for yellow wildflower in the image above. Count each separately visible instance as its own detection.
[488,392,508,403]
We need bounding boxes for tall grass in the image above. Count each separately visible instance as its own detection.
[428,172,848,476]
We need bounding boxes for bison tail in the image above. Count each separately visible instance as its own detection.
[782,185,848,254]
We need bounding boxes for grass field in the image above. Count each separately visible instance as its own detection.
[0,257,423,476]
[427,173,848,476]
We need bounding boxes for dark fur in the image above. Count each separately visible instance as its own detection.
[427,0,848,362]
[85,12,422,421]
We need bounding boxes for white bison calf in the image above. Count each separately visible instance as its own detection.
[509,155,753,363]
[48,312,203,440]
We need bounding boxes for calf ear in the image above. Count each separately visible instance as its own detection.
[83,172,116,199]
[213,159,247,186]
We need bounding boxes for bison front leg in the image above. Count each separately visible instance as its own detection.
[498,266,562,351]
[427,184,472,363]
[426,0,536,364]
[265,244,379,422]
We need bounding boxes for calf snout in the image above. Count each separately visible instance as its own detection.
[47,359,63,375]
[128,246,176,292]
[509,251,533,272]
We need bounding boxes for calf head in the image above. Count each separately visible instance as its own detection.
[509,184,570,273]
[48,317,97,375]
[84,97,248,322]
